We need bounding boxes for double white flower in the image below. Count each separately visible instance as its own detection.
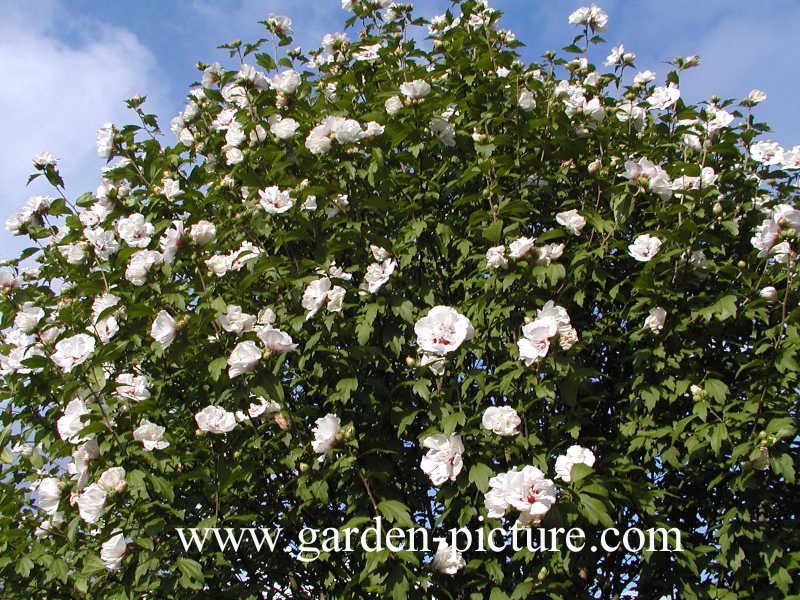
[644,307,667,333]
[555,209,586,235]
[518,301,576,365]
[227,340,262,378]
[117,213,154,248]
[554,445,596,482]
[485,465,557,525]
[311,414,341,461]
[195,405,237,434]
[56,398,90,444]
[150,310,177,349]
[101,532,127,571]
[628,234,662,262]
[302,277,346,320]
[51,334,96,373]
[76,483,107,524]
[133,419,169,451]
[481,406,521,436]
[414,306,474,357]
[420,433,464,486]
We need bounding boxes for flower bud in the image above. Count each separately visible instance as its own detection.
[712,202,723,215]
[690,384,706,401]
[273,413,291,430]
[737,260,747,269]
[340,423,355,441]
[588,158,601,173]
[298,462,309,472]
[760,286,778,301]
[684,55,700,67]
[405,356,416,367]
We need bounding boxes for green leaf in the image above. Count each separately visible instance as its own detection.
[411,379,430,401]
[334,377,358,402]
[482,219,504,243]
[771,453,796,483]
[704,379,728,403]
[49,557,68,584]
[377,500,413,528]
[709,423,727,455]
[207,356,228,381]
[511,581,534,599]
[468,463,494,493]
[490,588,510,600]
[577,493,613,527]
[569,463,593,483]
[149,474,175,502]
[176,558,204,589]
[15,556,33,578]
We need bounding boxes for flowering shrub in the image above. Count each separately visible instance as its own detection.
[1,1,799,598]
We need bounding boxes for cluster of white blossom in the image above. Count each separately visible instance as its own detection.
[305,116,384,155]
[361,246,397,294]
[4,195,51,236]
[750,140,800,170]
[486,237,566,270]
[484,445,594,527]
[750,203,800,263]
[518,301,578,365]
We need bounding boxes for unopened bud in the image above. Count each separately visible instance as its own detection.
[690,384,706,401]
[684,55,700,68]
[712,202,723,215]
[760,286,778,301]
[405,356,416,367]
[298,462,310,472]
[340,423,355,441]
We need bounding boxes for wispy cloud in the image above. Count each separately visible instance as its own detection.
[0,2,169,256]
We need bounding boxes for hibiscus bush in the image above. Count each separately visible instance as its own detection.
[1,1,799,598]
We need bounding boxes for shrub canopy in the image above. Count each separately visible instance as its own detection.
[1,1,798,598]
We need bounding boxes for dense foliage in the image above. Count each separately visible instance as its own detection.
[1,1,798,598]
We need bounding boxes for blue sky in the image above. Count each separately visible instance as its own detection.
[1,0,798,256]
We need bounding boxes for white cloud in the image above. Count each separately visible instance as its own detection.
[0,3,168,256]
